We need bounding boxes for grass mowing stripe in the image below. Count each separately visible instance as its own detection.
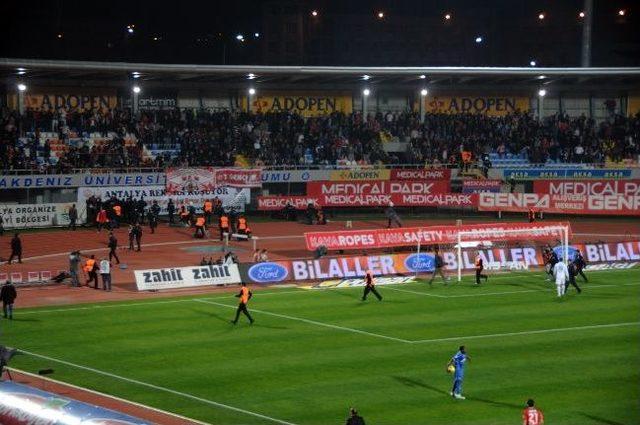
[193,299,412,344]
[410,321,640,344]
[17,348,299,425]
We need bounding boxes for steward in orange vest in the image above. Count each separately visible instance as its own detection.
[203,201,213,224]
[237,216,252,238]
[231,282,254,324]
[219,214,230,241]
[194,216,206,238]
[84,255,99,288]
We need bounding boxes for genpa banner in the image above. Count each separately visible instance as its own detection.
[0,172,165,189]
[478,192,640,216]
[240,240,640,284]
[134,264,241,291]
[304,221,571,251]
[503,168,632,180]
[0,203,73,229]
[166,168,262,193]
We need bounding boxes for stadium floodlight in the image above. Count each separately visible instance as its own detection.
[126,24,135,34]
[530,60,537,67]
[538,89,547,97]
[362,74,371,81]
[377,11,385,19]
[538,13,545,20]
[419,74,426,79]
[444,13,451,20]
[132,72,141,79]
[57,33,63,39]
[475,36,483,43]
[132,85,141,94]
[420,89,428,96]
[618,9,626,16]
[236,34,244,41]
[537,75,546,80]
[247,73,256,80]
[17,70,26,75]
[254,32,260,38]
[579,11,585,18]
[248,88,256,95]
[311,10,318,17]
[17,83,27,92]
[363,88,370,96]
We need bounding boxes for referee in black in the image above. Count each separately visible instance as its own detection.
[362,270,382,301]
[428,248,448,285]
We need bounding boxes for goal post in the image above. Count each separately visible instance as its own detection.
[456,224,570,282]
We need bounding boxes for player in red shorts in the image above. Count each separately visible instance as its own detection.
[522,399,544,425]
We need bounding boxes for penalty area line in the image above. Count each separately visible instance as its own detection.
[17,349,299,425]
[193,299,412,344]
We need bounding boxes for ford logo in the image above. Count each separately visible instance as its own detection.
[248,262,289,283]
[404,253,435,273]
[553,245,578,261]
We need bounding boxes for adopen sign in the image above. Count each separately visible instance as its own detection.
[134,264,241,291]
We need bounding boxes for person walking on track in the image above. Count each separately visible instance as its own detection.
[108,232,120,264]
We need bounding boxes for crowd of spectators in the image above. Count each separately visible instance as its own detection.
[1,105,638,171]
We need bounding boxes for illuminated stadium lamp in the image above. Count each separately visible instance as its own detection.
[254,32,260,38]
[132,86,141,94]
[579,11,585,18]
[419,74,426,79]
[236,34,245,41]
[311,10,318,17]
[17,83,27,92]
[538,89,547,97]
[475,36,483,43]
[247,73,257,80]
[377,11,385,19]
[248,88,256,95]
[444,13,451,20]
[153,36,161,41]
[17,70,26,75]
[618,9,626,16]
[538,13,545,20]
[530,60,537,67]
[57,33,63,39]
[126,25,135,34]
[363,88,371,96]
[537,75,547,80]
[362,74,371,81]
[132,72,141,79]
[420,89,428,97]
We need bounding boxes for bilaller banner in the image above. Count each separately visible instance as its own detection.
[77,185,250,218]
[134,264,241,291]
[0,203,73,229]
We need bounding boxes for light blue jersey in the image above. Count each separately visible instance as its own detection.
[452,350,466,379]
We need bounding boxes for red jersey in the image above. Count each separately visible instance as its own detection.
[522,407,544,425]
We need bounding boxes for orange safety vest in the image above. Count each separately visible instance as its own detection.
[240,286,250,304]
[196,217,205,226]
[238,218,247,230]
[220,216,229,228]
[204,202,213,212]
[85,259,95,272]
[114,205,122,216]
[96,210,107,223]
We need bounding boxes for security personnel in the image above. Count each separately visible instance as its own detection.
[147,209,158,234]
[528,208,536,223]
[203,200,213,224]
[194,216,206,238]
[167,199,176,224]
[474,251,488,285]
[179,205,190,225]
[574,249,588,282]
[362,270,382,301]
[231,282,254,324]
[112,204,122,228]
[8,233,22,264]
[84,255,99,288]
[108,232,120,264]
[237,215,251,238]
[219,213,230,241]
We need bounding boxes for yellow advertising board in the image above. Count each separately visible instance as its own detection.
[8,87,118,111]
[245,92,353,117]
[329,169,391,181]
[628,95,640,117]
[423,95,530,116]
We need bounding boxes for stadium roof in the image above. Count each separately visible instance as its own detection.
[3,58,640,92]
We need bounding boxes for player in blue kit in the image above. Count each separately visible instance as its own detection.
[447,345,470,399]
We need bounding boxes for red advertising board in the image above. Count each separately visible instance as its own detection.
[214,168,262,188]
[304,221,571,251]
[390,168,451,180]
[478,192,640,216]
[306,180,456,207]
[166,168,261,193]
[462,179,503,193]
[533,179,640,196]
[258,196,320,210]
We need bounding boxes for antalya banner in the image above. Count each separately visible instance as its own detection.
[0,203,73,229]
[240,240,639,284]
[478,192,640,216]
[166,168,262,193]
[304,222,571,251]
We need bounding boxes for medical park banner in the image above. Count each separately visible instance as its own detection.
[533,179,640,196]
[240,240,640,284]
[77,185,250,218]
[423,94,530,116]
[0,203,73,229]
[0,172,165,189]
[166,168,261,193]
[135,264,241,291]
[246,92,353,117]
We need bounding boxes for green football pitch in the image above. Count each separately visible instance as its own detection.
[4,268,640,425]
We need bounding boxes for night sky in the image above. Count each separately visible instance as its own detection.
[1,0,638,66]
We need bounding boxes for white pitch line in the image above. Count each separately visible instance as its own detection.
[410,321,640,344]
[384,287,448,298]
[18,349,298,425]
[193,299,412,344]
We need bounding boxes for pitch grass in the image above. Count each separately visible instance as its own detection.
[3,269,639,425]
